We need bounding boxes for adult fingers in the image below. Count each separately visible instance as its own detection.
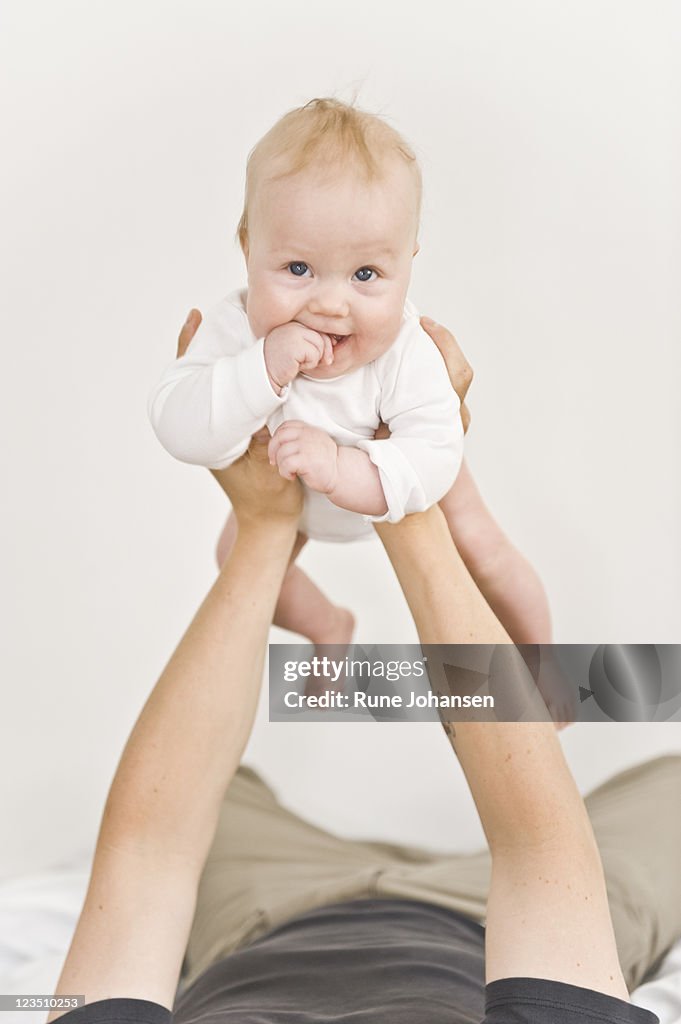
[460,400,471,435]
[420,316,474,407]
[177,308,202,358]
[246,429,272,463]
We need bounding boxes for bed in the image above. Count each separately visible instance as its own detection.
[1,848,679,1024]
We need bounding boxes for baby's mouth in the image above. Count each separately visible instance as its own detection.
[331,334,350,346]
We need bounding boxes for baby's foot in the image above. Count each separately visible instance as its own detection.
[535,655,578,730]
[304,607,356,700]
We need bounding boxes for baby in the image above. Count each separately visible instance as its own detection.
[150,100,462,598]
[149,97,574,722]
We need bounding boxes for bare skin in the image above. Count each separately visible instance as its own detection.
[49,424,302,1017]
[181,309,575,725]
[48,317,628,1016]
[375,507,627,998]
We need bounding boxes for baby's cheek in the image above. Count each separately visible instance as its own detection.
[246,278,282,336]
[248,302,278,340]
[245,292,265,338]
[373,317,402,356]
[254,295,297,339]
[373,304,402,343]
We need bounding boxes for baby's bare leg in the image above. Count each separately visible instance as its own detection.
[439,460,575,725]
[217,514,354,645]
[439,460,551,642]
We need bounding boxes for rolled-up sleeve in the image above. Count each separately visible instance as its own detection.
[355,324,464,523]
[484,977,660,1023]
[148,297,287,469]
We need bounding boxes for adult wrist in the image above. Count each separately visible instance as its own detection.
[232,512,298,550]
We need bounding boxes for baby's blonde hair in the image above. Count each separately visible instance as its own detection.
[236,96,422,253]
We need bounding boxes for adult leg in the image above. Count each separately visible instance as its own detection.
[375,753,681,991]
[181,765,405,990]
[217,513,354,645]
[581,753,681,989]
[185,750,680,994]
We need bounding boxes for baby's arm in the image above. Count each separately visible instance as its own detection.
[355,325,465,522]
[149,304,333,470]
[268,326,463,518]
[149,298,284,468]
[267,420,388,515]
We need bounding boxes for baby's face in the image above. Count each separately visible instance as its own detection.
[244,160,419,379]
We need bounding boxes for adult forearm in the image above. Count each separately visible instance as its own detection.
[375,504,510,646]
[98,518,297,873]
[374,507,585,850]
[376,507,627,995]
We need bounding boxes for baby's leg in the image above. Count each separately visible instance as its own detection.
[439,460,551,642]
[439,459,576,725]
[217,514,354,646]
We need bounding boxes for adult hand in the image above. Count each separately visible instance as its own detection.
[175,308,302,528]
[373,316,473,440]
[177,308,202,357]
[420,316,473,434]
[211,430,303,530]
[50,305,302,1021]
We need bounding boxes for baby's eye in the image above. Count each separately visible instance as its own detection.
[354,267,378,283]
[288,262,310,277]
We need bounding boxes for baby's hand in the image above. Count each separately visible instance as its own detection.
[264,322,334,394]
[268,420,339,494]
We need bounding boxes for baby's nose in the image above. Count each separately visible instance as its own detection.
[308,284,350,318]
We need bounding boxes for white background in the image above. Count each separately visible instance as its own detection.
[1,0,679,879]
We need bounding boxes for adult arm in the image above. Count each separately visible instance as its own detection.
[48,434,301,1016]
[374,506,629,1000]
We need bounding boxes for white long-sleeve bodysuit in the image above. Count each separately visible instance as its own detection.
[149,289,464,542]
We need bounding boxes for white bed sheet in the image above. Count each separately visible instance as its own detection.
[0,855,679,1024]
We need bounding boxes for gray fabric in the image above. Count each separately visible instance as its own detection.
[173,898,658,1023]
[54,900,659,1023]
[185,757,681,993]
